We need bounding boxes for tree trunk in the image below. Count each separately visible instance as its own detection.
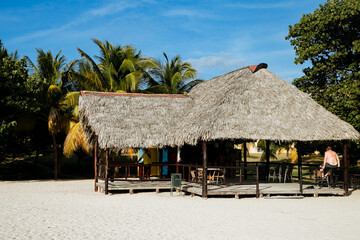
[33,147,39,178]
[52,134,58,180]
[58,143,63,177]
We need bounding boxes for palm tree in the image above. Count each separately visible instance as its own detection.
[74,39,155,92]
[26,49,78,179]
[145,52,203,94]
[62,97,89,158]
[257,140,278,162]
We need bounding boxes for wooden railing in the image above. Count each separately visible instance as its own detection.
[97,162,260,197]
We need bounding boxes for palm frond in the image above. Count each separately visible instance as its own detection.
[63,122,89,157]
[119,59,136,73]
[61,91,80,110]
[180,79,204,91]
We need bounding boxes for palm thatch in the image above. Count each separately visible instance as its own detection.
[79,92,191,150]
[79,65,360,149]
[176,66,360,145]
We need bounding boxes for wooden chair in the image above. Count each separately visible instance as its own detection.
[315,168,334,188]
[208,171,216,183]
[197,169,203,182]
[215,169,226,184]
[190,170,196,182]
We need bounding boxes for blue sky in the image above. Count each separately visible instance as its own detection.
[1,0,326,82]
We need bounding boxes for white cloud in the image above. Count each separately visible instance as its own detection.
[227,2,294,9]
[87,1,137,17]
[163,9,213,19]
[186,53,247,78]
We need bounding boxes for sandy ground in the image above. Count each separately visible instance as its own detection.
[1,180,359,240]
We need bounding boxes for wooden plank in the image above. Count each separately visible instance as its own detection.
[95,181,345,196]
[264,195,304,199]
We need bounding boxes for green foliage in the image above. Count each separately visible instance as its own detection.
[286,0,360,131]
[257,141,278,161]
[75,39,155,92]
[145,52,203,94]
[0,41,44,158]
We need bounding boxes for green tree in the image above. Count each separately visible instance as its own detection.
[145,52,203,94]
[26,49,78,179]
[75,39,155,92]
[286,0,360,131]
[62,40,156,158]
[0,41,43,160]
[257,141,278,162]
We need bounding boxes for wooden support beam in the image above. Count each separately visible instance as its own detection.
[298,143,303,194]
[202,141,208,198]
[105,148,109,195]
[94,138,98,192]
[256,166,260,198]
[265,140,270,180]
[343,141,349,196]
[243,142,247,180]
[176,146,180,173]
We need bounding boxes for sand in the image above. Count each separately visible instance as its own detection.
[1,180,359,240]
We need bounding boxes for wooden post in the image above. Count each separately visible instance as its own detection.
[239,168,242,184]
[202,141,208,198]
[105,148,109,195]
[176,146,180,173]
[188,165,191,182]
[256,166,260,198]
[94,138,98,192]
[343,141,349,196]
[243,142,247,180]
[238,146,242,181]
[265,140,270,180]
[159,163,162,179]
[297,143,303,195]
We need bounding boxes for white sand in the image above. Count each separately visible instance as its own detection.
[1,180,359,240]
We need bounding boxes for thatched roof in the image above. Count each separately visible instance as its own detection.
[79,65,360,149]
[176,66,360,145]
[79,92,191,150]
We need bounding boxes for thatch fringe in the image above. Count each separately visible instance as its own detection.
[79,67,360,149]
[79,92,191,150]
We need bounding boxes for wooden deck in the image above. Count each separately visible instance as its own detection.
[183,182,345,197]
[96,180,345,197]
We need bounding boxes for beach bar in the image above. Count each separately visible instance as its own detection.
[79,64,360,197]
